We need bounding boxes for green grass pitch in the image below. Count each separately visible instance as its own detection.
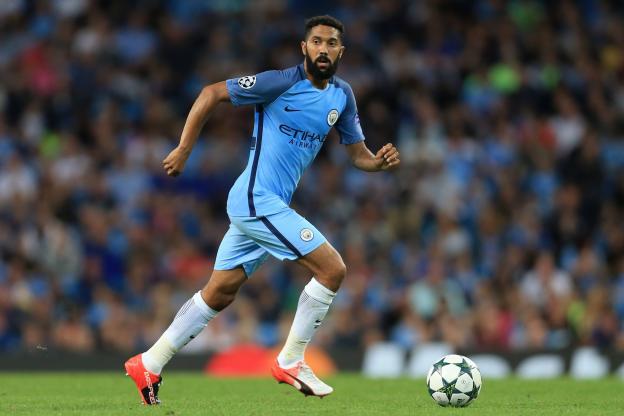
[2,372,623,415]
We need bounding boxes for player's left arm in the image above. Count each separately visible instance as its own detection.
[345,141,400,172]
[334,82,399,172]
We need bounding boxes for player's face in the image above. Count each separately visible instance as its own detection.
[301,25,345,80]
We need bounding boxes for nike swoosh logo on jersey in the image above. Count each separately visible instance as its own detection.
[284,106,301,112]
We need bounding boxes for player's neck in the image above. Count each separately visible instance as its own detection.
[303,63,330,90]
[307,76,329,89]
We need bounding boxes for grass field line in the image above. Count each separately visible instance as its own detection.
[1,372,623,415]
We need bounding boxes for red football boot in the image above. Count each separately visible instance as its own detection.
[271,359,333,397]
[124,354,162,405]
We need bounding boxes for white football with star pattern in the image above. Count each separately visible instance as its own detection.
[426,354,482,408]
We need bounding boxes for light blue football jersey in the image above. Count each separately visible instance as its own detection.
[225,63,365,217]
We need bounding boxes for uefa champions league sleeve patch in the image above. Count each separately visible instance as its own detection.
[238,75,256,89]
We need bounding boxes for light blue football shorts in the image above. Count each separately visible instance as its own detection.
[214,208,327,277]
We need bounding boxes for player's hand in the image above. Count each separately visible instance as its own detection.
[375,143,400,171]
[162,146,191,177]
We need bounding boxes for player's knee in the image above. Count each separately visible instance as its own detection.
[318,258,346,291]
[201,286,236,311]
[201,277,244,311]
[334,260,347,282]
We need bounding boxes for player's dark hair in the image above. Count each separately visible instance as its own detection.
[304,15,344,41]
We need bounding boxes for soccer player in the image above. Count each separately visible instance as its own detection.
[124,15,400,405]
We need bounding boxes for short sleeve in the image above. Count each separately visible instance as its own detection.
[335,83,365,145]
[226,68,299,107]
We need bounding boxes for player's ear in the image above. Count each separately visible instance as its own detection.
[338,45,345,59]
[301,40,307,56]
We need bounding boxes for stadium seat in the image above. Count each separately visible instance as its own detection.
[467,355,511,379]
[362,342,405,378]
[569,347,609,379]
[516,354,565,379]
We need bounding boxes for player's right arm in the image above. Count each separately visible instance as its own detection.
[163,81,230,177]
[164,69,297,177]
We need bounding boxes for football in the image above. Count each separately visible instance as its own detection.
[426,354,482,407]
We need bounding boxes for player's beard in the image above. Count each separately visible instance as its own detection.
[305,53,340,80]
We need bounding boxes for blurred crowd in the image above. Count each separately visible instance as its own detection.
[2,0,624,356]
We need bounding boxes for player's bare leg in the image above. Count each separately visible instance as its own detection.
[272,242,345,397]
[296,242,346,293]
[200,267,249,310]
[125,268,247,405]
